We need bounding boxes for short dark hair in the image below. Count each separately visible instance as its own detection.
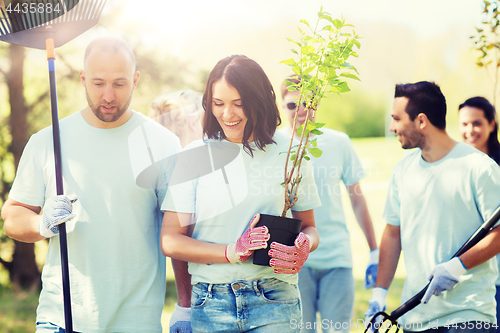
[394,81,447,130]
[202,55,281,155]
[459,96,500,159]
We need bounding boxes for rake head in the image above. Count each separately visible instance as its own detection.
[364,311,401,333]
[0,0,106,49]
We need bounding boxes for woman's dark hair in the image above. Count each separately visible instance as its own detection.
[459,96,500,161]
[395,81,447,130]
[202,55,281,155]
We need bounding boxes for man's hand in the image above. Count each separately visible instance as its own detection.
[225,214,269,263]
[169,304,192,333]
[421,257,466,304]
[269,232,312,274]
[365,248,379,289]
[364,287,387,332]
[39,195,77,238]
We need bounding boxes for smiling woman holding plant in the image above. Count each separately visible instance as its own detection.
[160,54,320,333]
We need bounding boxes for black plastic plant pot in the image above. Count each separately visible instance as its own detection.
[252,214,302,266]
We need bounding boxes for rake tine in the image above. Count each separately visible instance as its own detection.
[58,0,65,23]
[89,0,101,19]
[77,0,86,20]
[0,8,11,34]
[95,0,106,18]
[0,15,5,35]
[70,0,78,22]
[95,0,106,19]
[12,12,23,33]
[25,3,35,29]
[50,0,59,24]
[88,0,98,19]
[43,0,50,27]
[19,13,27,31]
[82,0,91,20]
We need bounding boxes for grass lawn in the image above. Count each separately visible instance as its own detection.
[0,136,410,332]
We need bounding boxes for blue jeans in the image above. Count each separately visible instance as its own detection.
[36,322,80,333]
[298,267,354,333]
[191,278,301,333]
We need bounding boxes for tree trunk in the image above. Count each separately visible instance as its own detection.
[5,43,41,290]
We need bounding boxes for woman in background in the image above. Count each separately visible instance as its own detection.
[459,96,500,163]
[459,96,500,332]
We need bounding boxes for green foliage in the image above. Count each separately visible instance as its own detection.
[471,0,500,107]
[280,7,361,215]
[0,284,38,332]
[316,87,386,138]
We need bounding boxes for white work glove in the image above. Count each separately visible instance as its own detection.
[365,248,379,289]
[364,287,388,332]
[421,257,466,304]
[225,214,269,263]
[169,304,192,333]
[39,194,77,238]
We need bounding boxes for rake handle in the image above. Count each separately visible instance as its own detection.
[389,204,500,321]
[47,37,73,333]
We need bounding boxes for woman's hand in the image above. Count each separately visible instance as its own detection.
[269,232,312,274]
[225,214,270,263]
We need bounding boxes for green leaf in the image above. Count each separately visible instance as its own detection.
[304,156,311,161]
[300,19,311,29]
[333,19,343,29]
[309,147,323,158]
[311,129,323,135]
[311,139,317,147]
[337,81,351,92]
[297,126,303,136]
[301,45,316,54]
[340,72,361,81]
[303,66,315,76]
[291,154,297,161]
[280,58,297,66]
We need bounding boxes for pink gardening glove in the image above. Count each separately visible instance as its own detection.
[269,232,312,274]
[225,214,270,263]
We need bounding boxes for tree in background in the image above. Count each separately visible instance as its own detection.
[471,0,500,108]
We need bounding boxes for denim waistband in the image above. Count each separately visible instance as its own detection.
[194,277,286,294]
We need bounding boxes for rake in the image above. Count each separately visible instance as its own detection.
[365,204,500,333]
[0,1,106,332]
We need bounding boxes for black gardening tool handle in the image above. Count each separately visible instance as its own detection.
[389,204,500,321]
[48,38,73,333]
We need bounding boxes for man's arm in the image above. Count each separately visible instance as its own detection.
[459,225,500,269]
[347,182,377,250]
[2,198,44,243]
[376,224,401,289]
[171,259,192,307]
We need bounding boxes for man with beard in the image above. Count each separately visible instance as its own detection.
[364,81,500,333]
[1,37,189,332]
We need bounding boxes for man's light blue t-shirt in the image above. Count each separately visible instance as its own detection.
[384,142,500,330]
[9,111,180,332]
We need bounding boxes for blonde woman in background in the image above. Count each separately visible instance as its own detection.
[150,90,204,148]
